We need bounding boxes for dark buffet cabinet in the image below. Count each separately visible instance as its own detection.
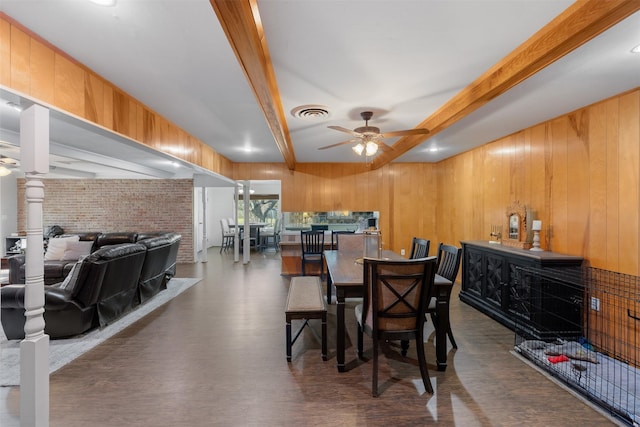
[460,241,583,339]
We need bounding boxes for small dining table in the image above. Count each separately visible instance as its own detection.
[324,249,453,373]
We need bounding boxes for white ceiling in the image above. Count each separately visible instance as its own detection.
[0,1,639,179]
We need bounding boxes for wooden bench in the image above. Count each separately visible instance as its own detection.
[285,276,327,361]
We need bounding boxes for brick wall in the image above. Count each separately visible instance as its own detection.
[17,179,194,263]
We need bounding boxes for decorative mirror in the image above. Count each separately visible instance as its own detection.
[502,201,531,249]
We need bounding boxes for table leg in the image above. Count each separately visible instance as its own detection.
[336,290,346,372]
[435,290,449,372]
[326,271,333,304]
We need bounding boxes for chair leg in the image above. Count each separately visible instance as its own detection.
[447,326,458,349]
[400,339,409,356]
[415,333,433,394]
[431,312,457,348]
[357,322,364,359]
[372,338,379,397]
[321,313,327,361]
[286,319,292,362]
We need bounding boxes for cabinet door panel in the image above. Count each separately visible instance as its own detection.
[465,248,483,296]
[483,254,503,307]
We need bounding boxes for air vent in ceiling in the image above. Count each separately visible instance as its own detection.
[291,105,331,119]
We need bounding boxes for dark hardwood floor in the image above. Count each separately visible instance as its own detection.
[1,248,622,426]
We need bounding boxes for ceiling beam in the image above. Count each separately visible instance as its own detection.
[210,0,297,170]
[371,0,640,169]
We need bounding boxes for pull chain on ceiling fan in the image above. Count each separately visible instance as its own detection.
[319,111,429,156]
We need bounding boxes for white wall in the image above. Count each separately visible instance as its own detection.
[209,187,236,247]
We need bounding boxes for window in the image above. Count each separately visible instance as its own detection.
[236,194,279,226]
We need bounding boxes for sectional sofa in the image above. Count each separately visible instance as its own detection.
[1,232,181,339]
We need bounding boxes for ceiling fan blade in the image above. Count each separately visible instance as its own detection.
[378,142,394,152]
[318,139,356,150]
[380,128,429,138]
[328,125,363,137]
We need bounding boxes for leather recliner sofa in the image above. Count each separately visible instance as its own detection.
[137,233,181,303]
[1,242,147,339]
[8,232,139,286]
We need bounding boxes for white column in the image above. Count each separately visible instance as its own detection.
[242,181,250,264]
[20,105,50,427]
[233,185,240,262]
[200,186,208,262]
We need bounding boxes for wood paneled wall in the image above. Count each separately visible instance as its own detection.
[436,89,640,275]
[230,162,438,256]
[0,14,234,178]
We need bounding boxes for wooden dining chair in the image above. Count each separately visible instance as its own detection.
[427,243,462,348]
[355,256,438,396]
[300,230,325,279]
[219,219,234,253]
[409,237,430,259]
[334,232,362,252]
[331,230,355,250]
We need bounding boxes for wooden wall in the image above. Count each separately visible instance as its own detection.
[231,162,438,256]
[0,13,234,178]
[436,88,640,275]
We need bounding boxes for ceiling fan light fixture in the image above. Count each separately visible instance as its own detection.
[352,143,365,156]
[365,141,379,156]
[0,166,11,177]
[632,43,640,54]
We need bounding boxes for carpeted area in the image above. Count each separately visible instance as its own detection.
[0,277,201,386]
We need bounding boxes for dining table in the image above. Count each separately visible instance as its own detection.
[324,249,453,373]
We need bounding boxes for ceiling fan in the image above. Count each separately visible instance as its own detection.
[319,111,429,156]
[0,155,19,177]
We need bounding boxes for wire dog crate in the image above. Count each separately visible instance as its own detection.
[513,266,639,426]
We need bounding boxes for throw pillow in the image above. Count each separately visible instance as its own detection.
[44,235,80,261]
[62,240,94,261]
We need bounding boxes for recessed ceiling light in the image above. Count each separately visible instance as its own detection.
[631,43,640,54]
[89,0,117,6]
[428,147,438,152]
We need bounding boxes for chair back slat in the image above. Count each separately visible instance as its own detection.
[301,230,324,254]
[409,237,430,259]
[436,243,462,283]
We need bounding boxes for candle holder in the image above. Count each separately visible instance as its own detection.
[530,220,543,251]
[489,224,502,244]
